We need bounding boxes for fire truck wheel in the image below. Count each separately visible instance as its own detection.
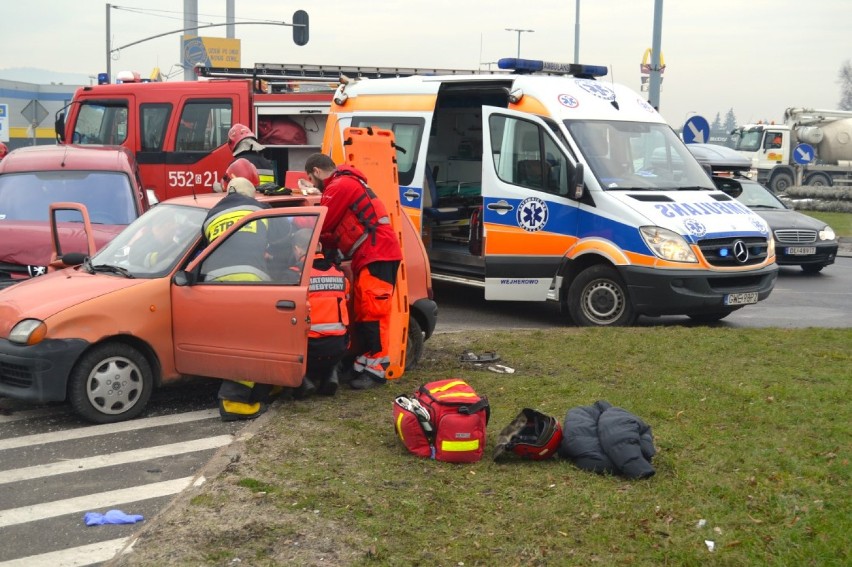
[68,343,154,423]
[567,264,636,327]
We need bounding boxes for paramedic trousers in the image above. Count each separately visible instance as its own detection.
[352,260,400,382]
[306,334,348,396]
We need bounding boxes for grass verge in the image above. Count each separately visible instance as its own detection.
[117,327,851,567]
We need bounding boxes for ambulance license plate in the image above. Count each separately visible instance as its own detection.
[785,246,816,255]
[724,292,758,306]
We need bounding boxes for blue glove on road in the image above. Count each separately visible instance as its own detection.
[84,509,144,526]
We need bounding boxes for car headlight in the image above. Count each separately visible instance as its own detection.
[819,226,836,241]
[9,319,47,346]
[639,226,698,263]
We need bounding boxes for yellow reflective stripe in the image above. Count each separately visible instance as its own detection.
[441,439,480,452]
[428,380,467,393]
[395,413,405,442]
[436,392,478,401]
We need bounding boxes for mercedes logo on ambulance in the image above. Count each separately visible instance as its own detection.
[733,240,749,264]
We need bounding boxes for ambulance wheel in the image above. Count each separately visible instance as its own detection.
[567,265,636,327]
[405,317,424,370]
[68,343,153,423]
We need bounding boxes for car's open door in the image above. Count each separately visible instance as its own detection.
[171,206,326,387]
[47,202,98,272]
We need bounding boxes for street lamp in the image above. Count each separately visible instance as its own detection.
[505,28,534,58]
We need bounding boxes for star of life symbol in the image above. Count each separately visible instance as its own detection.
[576,79,616,101]
[516,197,549,232]
[558,94,579,108]
[683,218,706,238]
[750,216,769,234]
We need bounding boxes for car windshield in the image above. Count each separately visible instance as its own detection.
[735,180,787,210]
[565,120,714,191]
[0,171,137,224]
[91,203,207,278]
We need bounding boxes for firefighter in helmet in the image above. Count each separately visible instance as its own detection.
[202,176,274,420]
[303,153,403,390]
[227,123,276,186]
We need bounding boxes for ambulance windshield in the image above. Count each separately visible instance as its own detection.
[566,120,715,191]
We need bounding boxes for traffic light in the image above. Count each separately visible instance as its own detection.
[293,10,309,46]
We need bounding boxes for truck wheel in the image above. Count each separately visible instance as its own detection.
[405,317,425,371]
[801,264,825,274]
[567,265,636,327]
[687,310,735,323]
[804,172,832,187]
[770,172,794,193]
[68,343,153,423]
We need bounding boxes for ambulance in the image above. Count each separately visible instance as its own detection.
[321,58,778,326]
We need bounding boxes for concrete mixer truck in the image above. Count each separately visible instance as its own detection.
[730,108,852,193]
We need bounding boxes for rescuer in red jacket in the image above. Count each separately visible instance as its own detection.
[303,153,403,390]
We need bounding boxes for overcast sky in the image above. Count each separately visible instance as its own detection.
[2,1,850,127]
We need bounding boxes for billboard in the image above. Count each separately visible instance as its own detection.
[182,36,241,69]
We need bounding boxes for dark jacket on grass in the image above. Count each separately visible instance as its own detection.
[558,400,656,479]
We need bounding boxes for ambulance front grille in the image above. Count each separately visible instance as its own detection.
[698,236,769,267]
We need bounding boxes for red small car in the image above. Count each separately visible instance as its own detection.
[0,144,151,289]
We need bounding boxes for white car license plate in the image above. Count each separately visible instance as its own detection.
[724,292,758,306]
[785,246,816,255]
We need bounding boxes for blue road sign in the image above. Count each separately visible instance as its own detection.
[793,143,815,165]
[682,115,710,144]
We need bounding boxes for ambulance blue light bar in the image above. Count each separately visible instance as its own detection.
[498,58,608,78]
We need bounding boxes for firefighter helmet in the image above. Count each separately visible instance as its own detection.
[227,123,256,152]
[0,142,8,159]
[226,177,257,198]
[224,158,260,187]
[493,408,563,461]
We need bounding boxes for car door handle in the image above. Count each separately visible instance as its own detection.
[487,200,514,214]
[403,188,419,202]
[276,300,296,310]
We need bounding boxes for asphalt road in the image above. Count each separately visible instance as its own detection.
[0,379,241,566]
[432,255,852,331]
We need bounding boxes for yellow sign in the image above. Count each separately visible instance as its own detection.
[640,48,666,75]
[182,36,241,69]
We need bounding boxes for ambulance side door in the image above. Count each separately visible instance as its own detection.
[171,207,326,387]
[481,106,582,300]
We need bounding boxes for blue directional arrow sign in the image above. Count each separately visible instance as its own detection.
[793,143,815,165]
[682,115,710,144]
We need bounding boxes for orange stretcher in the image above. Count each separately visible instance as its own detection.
[342,126,410,380]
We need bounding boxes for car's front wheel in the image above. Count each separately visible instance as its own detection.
[68,343,153,423]
[567,265,636,327]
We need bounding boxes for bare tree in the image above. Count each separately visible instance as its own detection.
[839,60,852,110]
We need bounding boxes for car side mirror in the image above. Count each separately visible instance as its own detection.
[60,252,87,266]
[571,163,585,200]
[54,112,66,143]
[173,270,195,286]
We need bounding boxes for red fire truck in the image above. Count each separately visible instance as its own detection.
[55,63,473,202]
